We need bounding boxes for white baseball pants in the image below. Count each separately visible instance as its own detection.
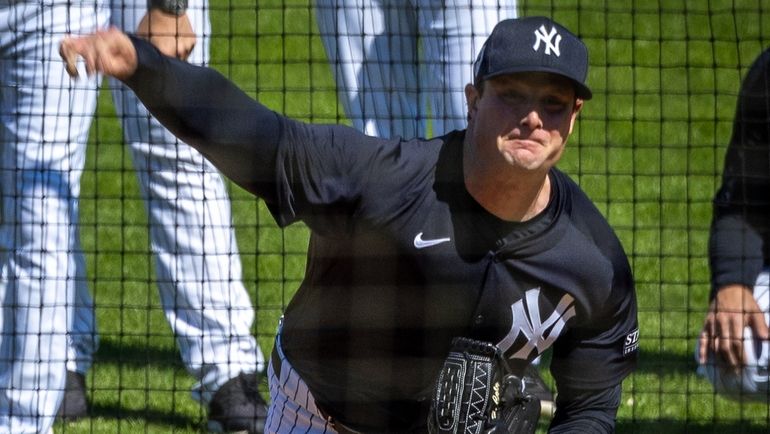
[0,1,108,432]
[66,0,265,405]
[315,0,518,139]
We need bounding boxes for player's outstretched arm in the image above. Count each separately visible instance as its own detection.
[60,27,138,80]
[60,28,281,199]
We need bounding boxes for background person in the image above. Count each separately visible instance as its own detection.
[697,47,770,401]
[0,1,267,433]
[0,1,109,432]
[61,1,269,432]
[315,0,518,139]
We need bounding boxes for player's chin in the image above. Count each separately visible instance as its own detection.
[500,148,545,171]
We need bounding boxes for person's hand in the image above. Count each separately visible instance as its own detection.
[698,283,770,370]
[60,27,138,80]
[137,8,196,60]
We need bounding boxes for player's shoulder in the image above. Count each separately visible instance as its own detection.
[551,169,606,222]
[553,169,631,262]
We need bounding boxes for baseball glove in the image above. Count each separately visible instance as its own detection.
[428,337,541,434]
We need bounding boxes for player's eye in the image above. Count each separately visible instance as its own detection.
[542,97,570,114]
[502,91,526,104]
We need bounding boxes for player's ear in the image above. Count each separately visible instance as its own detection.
[465,83,480,122]
[567,98,584,135]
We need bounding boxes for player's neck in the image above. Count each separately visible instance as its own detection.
[464,169,551,223]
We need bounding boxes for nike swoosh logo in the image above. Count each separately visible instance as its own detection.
[413,232,451,249]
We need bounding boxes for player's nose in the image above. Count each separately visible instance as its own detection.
[520,108,544,130]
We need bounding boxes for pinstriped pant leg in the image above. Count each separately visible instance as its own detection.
[315,0,518,139]
[265,333,337,434]
[0,1,107,431]
[417,0,518,135]
[106,0,262,404]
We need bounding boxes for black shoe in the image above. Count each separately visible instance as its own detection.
[207,372,268,434]
[523,365,555,418]
[56,371,88,421]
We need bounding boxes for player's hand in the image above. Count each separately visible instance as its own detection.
[59,27,138,81]
[698,284,770,370]
[137,8,196,60]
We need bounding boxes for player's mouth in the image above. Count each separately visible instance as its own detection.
[502,136,545,150]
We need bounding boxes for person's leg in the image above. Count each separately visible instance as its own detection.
[418,0,518,136]
[264,331,337,434]
[696,269,770,401]
[0,2,106,431]
[66,250,98,378]
[61,225,97,420]
[107,0,266,430]
[316,0,420,138]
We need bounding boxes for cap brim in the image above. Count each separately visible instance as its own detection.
[480,66,593,100]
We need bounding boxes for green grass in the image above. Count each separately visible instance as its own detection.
[56,0,770,432]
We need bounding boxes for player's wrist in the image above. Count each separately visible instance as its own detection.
[148,0,188,16]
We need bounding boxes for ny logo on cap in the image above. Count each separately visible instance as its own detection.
[532,25,562,57]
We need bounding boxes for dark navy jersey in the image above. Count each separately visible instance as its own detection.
[710,47,770,295]
[269,120,638,430]
[125,37,639,433]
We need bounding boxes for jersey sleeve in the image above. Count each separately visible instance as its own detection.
[267,121,382,230]
[267,120,439,232]
[709,212,765,294]
[550,188,639,392]
[122,36,433,234]
[709,48,770,295]
[124,36,281,199]
[548,383,621,434]
[550,259,639,391]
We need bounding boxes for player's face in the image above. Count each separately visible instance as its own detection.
[464,72,583,174]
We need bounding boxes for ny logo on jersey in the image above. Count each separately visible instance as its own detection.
[532,25,562,57]
[496,287,576,360]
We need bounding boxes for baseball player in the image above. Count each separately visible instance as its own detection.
[61,16,640,433]
[314,0,556,408]
[696,47,770,401]
[315,0,518,139]
[0,1,266,433]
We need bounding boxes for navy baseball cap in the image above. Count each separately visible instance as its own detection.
[473,16,592,100]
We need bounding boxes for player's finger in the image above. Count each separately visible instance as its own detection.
[79,42,97,76]
[173,36,193,60]
[714,315,740,368]
[698,328,710,364]
[699,313,717,364]
[94,31,122,75]
[60,37,87,78]
[749,310,770,341]
[725,316,745,369]
[728,331,745,369]
[181,41,194,60]
[90,35,109,75]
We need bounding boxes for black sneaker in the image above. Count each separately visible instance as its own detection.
[522,364,555,418]
[207,372,268,434]
[56,371,88,421]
